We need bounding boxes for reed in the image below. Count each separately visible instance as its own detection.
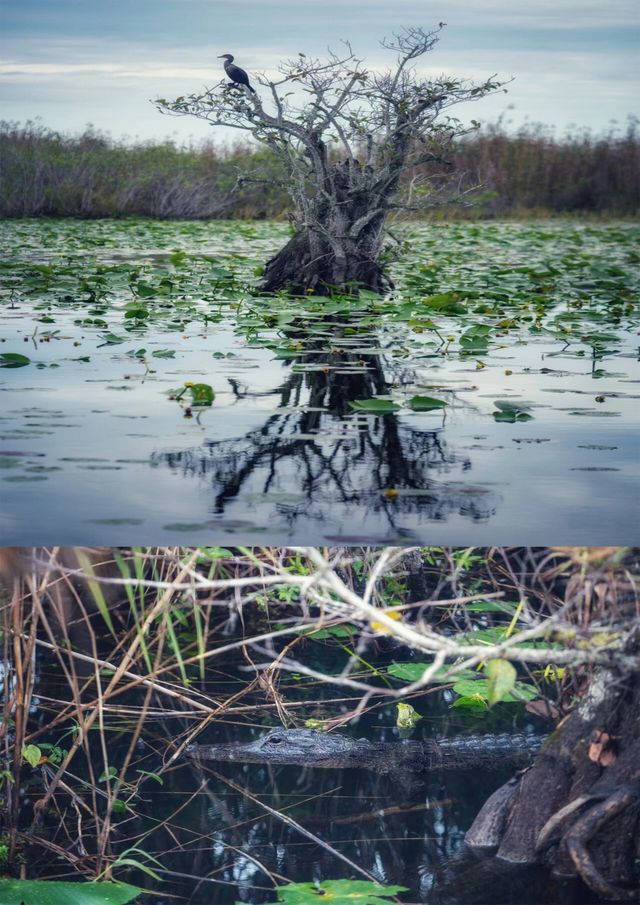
[1,118,638,219]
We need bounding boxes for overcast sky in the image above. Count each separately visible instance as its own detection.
[2,0,639,144]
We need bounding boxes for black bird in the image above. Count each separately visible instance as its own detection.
[218,54,256,94]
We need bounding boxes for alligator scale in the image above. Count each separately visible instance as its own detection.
[186,728,546,773]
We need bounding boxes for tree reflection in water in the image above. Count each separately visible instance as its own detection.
[150,317,499,535]
[151,756,598,905]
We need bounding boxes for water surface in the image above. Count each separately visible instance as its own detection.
[1,219,638,542]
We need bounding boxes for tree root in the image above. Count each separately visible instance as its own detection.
[564,784,640,901]
[469,779,640,900]
[496,755,574,864]
[466,626,640,900]
[465,776,521,848]
[260,226,391,296]
[535,793,607,852]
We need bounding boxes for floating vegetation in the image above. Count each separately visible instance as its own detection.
[0,219,638,541]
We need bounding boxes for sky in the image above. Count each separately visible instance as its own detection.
[1,0,639,145]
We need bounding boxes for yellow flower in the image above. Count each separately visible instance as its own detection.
[370,609,402,633]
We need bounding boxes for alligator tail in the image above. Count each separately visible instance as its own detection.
[428,732,546,770]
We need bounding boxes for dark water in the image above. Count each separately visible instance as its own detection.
[15,624,614,905]
[125,717,603,905]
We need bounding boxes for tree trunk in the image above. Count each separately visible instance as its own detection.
[261,161,392,296]
[466,641,640,900]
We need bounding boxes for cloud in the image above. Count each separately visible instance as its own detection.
[1,6,637,140]
[177,0,640,29]
[0,61,213,79]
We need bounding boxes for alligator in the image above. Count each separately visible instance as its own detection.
[185,728,546,774]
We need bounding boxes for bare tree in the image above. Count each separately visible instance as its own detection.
[157,26,503,294]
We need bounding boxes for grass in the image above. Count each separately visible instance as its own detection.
[1,118,638,220]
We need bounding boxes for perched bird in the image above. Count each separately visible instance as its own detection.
[218,54,256,94]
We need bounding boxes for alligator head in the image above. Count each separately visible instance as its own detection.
[186,728,372,767]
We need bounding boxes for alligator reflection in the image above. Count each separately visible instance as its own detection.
[150,318,499,533]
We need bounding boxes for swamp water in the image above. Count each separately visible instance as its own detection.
[23,648,600,905]
[1,219,638,543]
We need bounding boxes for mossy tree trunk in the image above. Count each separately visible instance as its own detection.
[262,160,390,294]
[467,638,640,900]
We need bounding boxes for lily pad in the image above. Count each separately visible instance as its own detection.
[407,395,447,412]
[349,399,401,413]
[493,400,534,423]
[273,879,407,905]
[0,353,31,368]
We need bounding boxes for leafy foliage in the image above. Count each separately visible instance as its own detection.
[0,353,30,368]
[452,676,537,704]
[260,880,407,905]
[407,395,447,411]
[388,659,538,706]
[21,745,42,768]
[0,880,141,905]
[485,659,518,705]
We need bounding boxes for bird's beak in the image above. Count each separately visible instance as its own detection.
[217,55,225,58]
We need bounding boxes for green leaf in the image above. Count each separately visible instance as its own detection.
[494,410,534,423]
[271,879,408,905]
[0,353,31,368]
[75,550,116,634]
[459,627,509,644]
[108,858,160,881]
[419,291,466,314]
[306,624,357,640]
[459,324,492,350]
[452,677,537,703]
[196,546,234,561]
[462,601,519,613]
[461,324,492,338]
[22,744,42,768]
[485,659,517,705]
[136,769,164,785]
[184,383,215,406]
[0,880,142,905]
[135,282,155,298]
[151,349,176,359]
[388,661,476,682]
[581,331,619,347]
[493,400,534,423]
[451,694,489,711]
[348,399,401,413]
[98,333,125,346]
[407,395,447,412]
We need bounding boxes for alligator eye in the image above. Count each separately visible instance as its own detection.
[266,735,282,745]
